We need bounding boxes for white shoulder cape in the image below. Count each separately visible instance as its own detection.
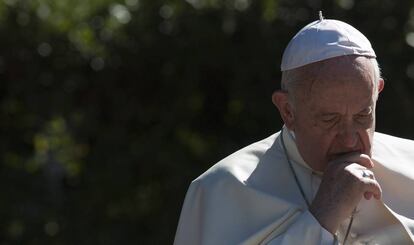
[174,130,414,245]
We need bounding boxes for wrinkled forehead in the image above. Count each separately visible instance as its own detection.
[317,55,374,78]
[297,55,375,98]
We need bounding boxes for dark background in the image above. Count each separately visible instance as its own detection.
[1,0,414,244]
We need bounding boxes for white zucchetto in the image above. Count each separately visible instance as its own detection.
[281,19,376,71]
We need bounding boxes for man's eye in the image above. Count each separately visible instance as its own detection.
[355,113,373,124]
[356,113,371,119]
[321,116,337,123]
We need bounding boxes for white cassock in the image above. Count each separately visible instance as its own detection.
[174,127,414,245]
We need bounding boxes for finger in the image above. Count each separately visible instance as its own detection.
[364,192,373,200]
[349,154,374,168]
[361,178,382,200]
[364,191,381,200]
[344,163,376,180]
[360,169,375,179]
[329,153,374,169]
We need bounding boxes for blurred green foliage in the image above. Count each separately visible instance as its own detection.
[1,0,414,244]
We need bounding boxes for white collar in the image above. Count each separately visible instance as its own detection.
[280,125,323,176]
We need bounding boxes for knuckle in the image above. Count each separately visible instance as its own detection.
[342,168,355,179]
[365,180,381,191]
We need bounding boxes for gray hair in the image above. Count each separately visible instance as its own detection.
[281,56,382,106]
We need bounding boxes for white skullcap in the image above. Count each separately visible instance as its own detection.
[281,19,376,71]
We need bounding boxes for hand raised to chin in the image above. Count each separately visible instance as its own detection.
[309,153,382,234]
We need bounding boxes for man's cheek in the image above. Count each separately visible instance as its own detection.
[361,132,373,155]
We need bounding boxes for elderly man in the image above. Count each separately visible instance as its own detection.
[174,16,414,245]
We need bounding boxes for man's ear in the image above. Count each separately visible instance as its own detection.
[272,90,295,130]
[378,78,384,94]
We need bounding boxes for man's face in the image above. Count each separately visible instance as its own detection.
[288,56,382,172]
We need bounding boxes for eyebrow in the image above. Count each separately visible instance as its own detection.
[317,106,373,116]
[358,106,373,114]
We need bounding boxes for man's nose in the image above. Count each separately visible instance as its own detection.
[338,122,358,148]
